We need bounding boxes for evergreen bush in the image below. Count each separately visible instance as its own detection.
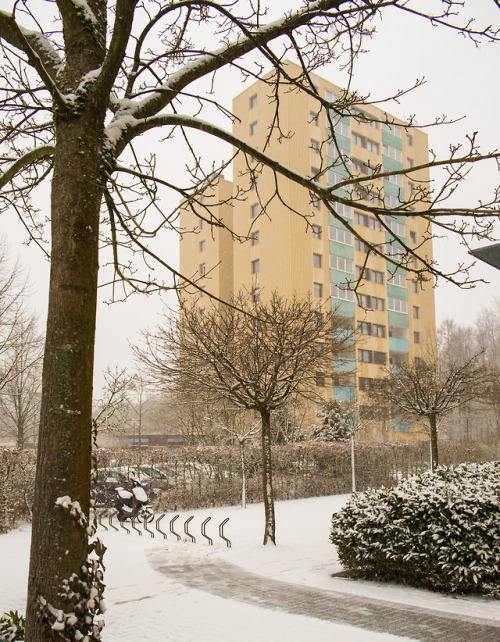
[330,461,500,596]
[0,610,25,641]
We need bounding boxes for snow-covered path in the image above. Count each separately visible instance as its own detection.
[2,495,499,641]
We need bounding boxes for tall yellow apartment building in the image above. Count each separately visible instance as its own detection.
[180,63,436,441]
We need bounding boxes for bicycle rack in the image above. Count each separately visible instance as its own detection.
[219,518,231,547]
[156,514,168,539]
[184,516,195,543]
[130,518,142,536]
[98,511,231,547]
[119,519,131,535]
[201,517,213,545]
[143,515,155,538]
[169,514,181,541]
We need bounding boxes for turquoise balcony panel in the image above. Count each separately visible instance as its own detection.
[333,386,357,403]
[382,130,403,150]
[326,158,350,177]
[382,156,403,172]
[388,311,409,327]
[330,269,354,285]
[389,337,409,353]
[329,213,352,228]
[333,357,356,372]
[329,241,354,259]
[327,132,351,152]
[331,299,355,317]
[387,284,408,301]
[384,181,403,198]
[392,417,412,433]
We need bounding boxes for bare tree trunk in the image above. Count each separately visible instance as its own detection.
[238,438,247,509]
[260,408,276,545]
[25,115,103,639]
[429,413,439,472]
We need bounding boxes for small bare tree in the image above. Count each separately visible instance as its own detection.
[133,291,354,544]
[0,316,43,448]
[371,353,489,471]
[92,366,135,437]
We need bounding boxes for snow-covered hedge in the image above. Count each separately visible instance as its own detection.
[330,461,500,597]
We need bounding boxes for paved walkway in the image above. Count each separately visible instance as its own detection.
[150,556,500,642]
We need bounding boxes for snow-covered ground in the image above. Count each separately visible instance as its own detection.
[1,494,499,641]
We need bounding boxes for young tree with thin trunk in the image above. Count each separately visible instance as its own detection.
[1,1,500,636]
[370,353,489,471]
[133,291,354,544]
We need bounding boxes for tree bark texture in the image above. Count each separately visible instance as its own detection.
[260,409,276,545]
[25,114,104,639]
[429,413,439,472]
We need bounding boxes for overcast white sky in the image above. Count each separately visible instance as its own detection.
[2,0,500,393]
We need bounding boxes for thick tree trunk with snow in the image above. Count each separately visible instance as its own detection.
[260,408,276,545]
[25,114,104,639]
[429,413,439,472]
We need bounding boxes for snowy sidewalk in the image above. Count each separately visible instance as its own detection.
[148,551,500,642]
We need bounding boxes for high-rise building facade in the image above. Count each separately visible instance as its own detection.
[180,63,436,441]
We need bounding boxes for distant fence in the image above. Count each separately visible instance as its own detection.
[0,440,494,532]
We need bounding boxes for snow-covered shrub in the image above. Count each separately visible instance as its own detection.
[330,461,500,596]
[0,610,25,641]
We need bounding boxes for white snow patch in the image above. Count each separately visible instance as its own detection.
[1,496,499,641]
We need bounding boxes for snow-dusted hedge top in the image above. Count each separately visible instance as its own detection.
[330,461,500,597]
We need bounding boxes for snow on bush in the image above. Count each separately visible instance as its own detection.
[330,461,500,597]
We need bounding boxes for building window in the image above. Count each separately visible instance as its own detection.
[310,139,320,153]
[411,280,419,293]
[250,121,258,136]
[385,172,403,188]
[250,174,259,190]
[311,193,321,210]
[313,253,322,268]
[352,132,379,154]
[407,157,414,168]
[315,372,326,387]
[199,263,206,275]
[413,305,420,319]
[388,297,408,314]
[355,238,369,253]
[385,217,406,237]
[373,324,386,338]
[373,351,387,365]
[330,255,353,273]
[311,166,321,179]
[382,143,402,162]
[199,240,205,252]
[382,123,402,138]
[309,111,319,126]
[251,259,260,274]
[313,282,323,298]
[358,349,372,363]
[352,158,375,176]
[409,230,417,244]
[414,331,420,344]
[199,287,206,298]
[333,119,350,137]
[387,271,406,288]
[249,93,257,109]
[406,133,413,146]
[199,218,205,230]
[331,284,354,301]
[329,226,352,245]
[333,203,352,219]
[358,321,371,335]
[312,224,322,239]
[251,203,260,218]
[414,356,421,367]
[356,266,384,284]
[251,231,259,246]
[252,287,260,302]
[354,211,382,231]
